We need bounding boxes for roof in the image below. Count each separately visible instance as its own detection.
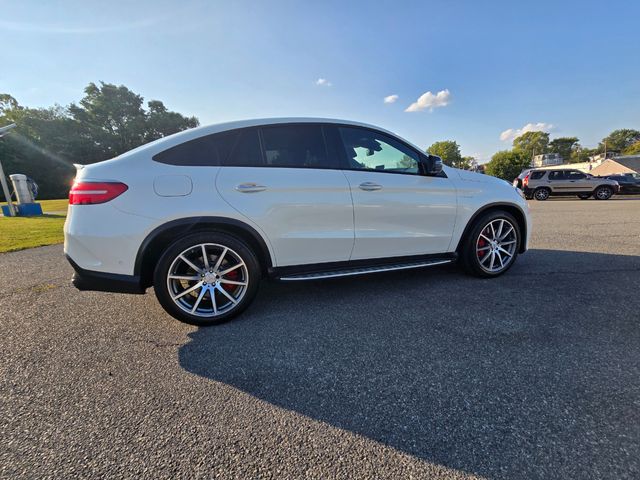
[614,155,640,173]
[117,117,415,160]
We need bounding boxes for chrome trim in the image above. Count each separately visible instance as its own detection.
[279,259,453,281]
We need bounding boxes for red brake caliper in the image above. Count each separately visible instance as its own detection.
[222,269,240,292]
[477,230,487,258]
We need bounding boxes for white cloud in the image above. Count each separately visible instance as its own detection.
[315,78,332,87]
[405,89,451,112]
[383,94,399,104]
[500,122,554,142]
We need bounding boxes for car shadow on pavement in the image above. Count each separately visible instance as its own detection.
[178,249,640,479]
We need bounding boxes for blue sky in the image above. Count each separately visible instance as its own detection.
[1,0,639,162]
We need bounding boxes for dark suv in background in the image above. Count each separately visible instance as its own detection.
[604,174,640,194]
[520,169,619,200]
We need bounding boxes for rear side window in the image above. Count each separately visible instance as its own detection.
[530,171,545,180]
[223,128,263,166]
[260,124,334,168]
[548,171,566,180]
[153,131,238,166]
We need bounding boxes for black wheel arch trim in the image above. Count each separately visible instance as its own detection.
[133,216,273,281]
[456,202,528,254]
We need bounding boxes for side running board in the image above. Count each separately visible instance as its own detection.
[278,258,454,281]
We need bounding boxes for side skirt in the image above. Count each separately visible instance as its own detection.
[269,253,457,281]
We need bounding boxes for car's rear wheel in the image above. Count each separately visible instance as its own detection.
[460,210,520,278]
[578,193,591,200]
[534,188,550,201]
[594,186,613,200]
[153,232,260,326]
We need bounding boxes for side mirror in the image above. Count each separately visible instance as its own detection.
[421,154,443,176]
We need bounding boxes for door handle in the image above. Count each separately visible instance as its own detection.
[235,183,267,193]
[358,182,383,191]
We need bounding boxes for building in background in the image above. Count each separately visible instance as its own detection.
[532,153,563,167]
[590,155,640,176]
[588,151,621,162]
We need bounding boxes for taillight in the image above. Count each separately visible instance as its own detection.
[69,181,128,205]
[523,174,530,188]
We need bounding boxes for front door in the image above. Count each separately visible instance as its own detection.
[334,126,457,260]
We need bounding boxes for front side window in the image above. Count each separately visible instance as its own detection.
[260,125,334,168]
[567,171,586,180]
[338,127,420,174]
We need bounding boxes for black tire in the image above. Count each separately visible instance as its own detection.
[577,194,591,200]
[534,187,551,201]
[594,186,613,200]
[459,210,520,278]
[153,231,261,326]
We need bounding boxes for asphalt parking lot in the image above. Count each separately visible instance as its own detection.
[1,198,639,479]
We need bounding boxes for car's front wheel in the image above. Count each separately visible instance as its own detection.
[153,232,260,326]
[460,210,520,278]
[594,186,613,200]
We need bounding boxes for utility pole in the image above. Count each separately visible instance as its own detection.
[604,140,607,160]
[0,123,17,217]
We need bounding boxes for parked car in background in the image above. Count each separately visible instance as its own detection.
[64,118,531,325]
[513,169,533,190]
[522,168,619,200]
[604,174,640,194]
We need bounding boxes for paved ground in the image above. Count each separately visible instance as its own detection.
[1,198,639,479]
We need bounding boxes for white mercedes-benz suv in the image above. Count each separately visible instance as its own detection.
[64,118,531,325]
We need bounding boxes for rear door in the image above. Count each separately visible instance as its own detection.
[547,170,569,193]
[332,125,457,260]
[215,124,354,266]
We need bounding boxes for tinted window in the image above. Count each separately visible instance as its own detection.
[260,125,334,168]
[530,171,545,180]
[223,128,263,166]
[338,127,420,174]
[567,171,586,180]
[548,171,566,180]
[153,131,238,166]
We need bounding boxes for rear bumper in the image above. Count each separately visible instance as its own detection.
[66,255,145,294]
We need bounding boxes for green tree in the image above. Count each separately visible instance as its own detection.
[460,156,476,170]
[484,150,530,180]
[600,129,640,152]
[427,140,463,168]
[1,101,77,199]
[0,82,199,199]
[512,131,550,158]
[68,82,199,162]
[569,145,599,164]
[548,136,579,163]
[623,141,640,155]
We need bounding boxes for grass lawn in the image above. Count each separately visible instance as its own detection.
[0,199,68,253]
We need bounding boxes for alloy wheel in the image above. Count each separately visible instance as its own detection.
[166,243,249,317]
[475,219,518,273]
[595,187,612,200]
[534,189,549,201]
